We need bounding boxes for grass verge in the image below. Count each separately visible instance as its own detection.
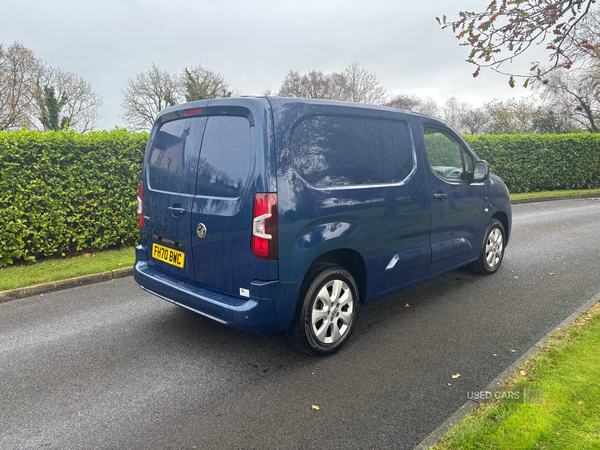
[0,247,136,291]
[510,188,600,200]
[431,301,600,450]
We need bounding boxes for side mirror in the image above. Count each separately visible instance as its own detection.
[473,160,489,182]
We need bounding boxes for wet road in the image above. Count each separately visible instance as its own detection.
[1,198,599,449]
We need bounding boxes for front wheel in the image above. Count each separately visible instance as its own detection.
[287,263,359,356]
[469,218,506,274]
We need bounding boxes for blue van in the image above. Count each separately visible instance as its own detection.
[134,97,511,355]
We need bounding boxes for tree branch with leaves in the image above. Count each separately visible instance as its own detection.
[439,0,599,87]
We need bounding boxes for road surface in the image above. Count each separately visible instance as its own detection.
[1,198,599,449]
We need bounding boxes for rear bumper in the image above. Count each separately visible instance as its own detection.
[134,260,277,333]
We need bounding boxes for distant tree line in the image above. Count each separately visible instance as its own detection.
[276,62,597,134]
[2,41,598,134]
[125,60,598,134]
[276,61,388,105]
[388,95,582,135]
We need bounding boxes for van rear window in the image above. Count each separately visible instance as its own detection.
[196,116,251,198]
[292,115,413,188]
[147,117,207,194]
[147,116,251,197]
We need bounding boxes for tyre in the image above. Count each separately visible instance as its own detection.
[287,263,359,356]
[469,218,506,274]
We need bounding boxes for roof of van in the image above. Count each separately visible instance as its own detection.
[263,96,420,115]
[157,95,443,125]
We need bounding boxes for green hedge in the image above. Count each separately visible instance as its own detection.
[1,130,599,266]
[0,129,148,266]
[464,134,600,194]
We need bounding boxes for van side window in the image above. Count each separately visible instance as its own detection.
[148,117,207,194]
[293,115,413,188]
[196,116,251,198]
[423,127,473,182]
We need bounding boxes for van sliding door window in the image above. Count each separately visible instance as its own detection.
[196,116,251,198]
[147,117,207,194]
[292,115,414,188]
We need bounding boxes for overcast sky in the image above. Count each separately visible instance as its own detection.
[1,0,549,130]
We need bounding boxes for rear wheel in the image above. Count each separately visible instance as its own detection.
[469,219,505,274]
[287,263,359,356]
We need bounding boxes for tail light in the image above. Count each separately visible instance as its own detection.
[251,193,278,260]
[137,181,143,229]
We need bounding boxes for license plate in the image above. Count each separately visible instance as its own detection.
[152,243,185,268]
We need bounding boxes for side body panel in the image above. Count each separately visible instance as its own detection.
[270,98,432,330]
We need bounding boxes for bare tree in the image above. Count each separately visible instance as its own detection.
[277,62,389,105]
[387,94,488,134]
[278,70,304,97]
[278,70,336,99]
[1,41,102,132]
[121,63,180,131]
[533,10,600,132]
[386,93,439,116]
[563,8,600,66]
[440,97,461,130]
[459,108,491,135]
[439,0,598,86]
[439,97,489,134]
[53,68,102,132]
[179,65,232,102]
[0,41,43,130]
[386,93,423,111]
[533,108,578,133]
[337,61,388,105]
[535,68,599,132]
[32,66,102,132]
[483,97,545,134]
[415,98,440,117]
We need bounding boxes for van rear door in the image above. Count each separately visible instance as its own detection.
[143,116,207,285]
[191,103,278,298]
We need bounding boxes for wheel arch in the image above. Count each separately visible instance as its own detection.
[491,210,510,244]
[308,248,367,303]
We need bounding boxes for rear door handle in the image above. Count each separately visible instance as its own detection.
[167,206,186,216]
[433,193,447,200]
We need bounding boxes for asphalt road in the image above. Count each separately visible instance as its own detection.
[1,198,599,450]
